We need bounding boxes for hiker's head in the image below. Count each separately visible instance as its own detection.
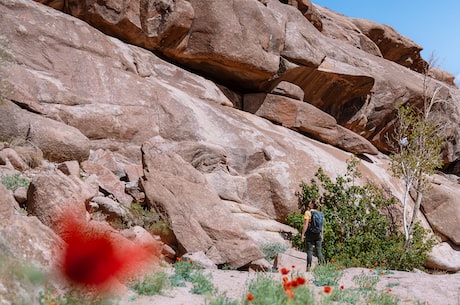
[309,199,320,210]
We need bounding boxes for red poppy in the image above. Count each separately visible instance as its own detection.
[340,285,345,290]
[58,211,156,288]
[323,286,332,294]
[296,277,306,285]
[247,293,254,301]
[280,267,290,275]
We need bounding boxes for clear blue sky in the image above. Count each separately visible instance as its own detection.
[313,1,460,81]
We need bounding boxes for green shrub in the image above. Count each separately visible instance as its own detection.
[242,273,314,305]
[169,258,198,287]
[259,242,288,261]
[312,261,343,286]
[205,294,239,305]
[190,269,216,295]
[1,173,30,191]
[131,271,169,296]
[291,156,434,271]
[285,212,305,251]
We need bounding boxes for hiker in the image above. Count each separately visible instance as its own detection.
[300,199,324,271]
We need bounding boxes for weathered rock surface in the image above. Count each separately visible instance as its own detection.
[141,138,265,268]
[30,0,460,168]
[0,101,90,163]
[26,170,97,234]
[0,184,64,305]
[422,176,460,245]
[0,0,458,280]
[426,242,460,272]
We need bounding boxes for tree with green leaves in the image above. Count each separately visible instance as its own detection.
[388,59,448,250]
[389,104,444,249]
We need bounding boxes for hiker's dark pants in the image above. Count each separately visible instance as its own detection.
[306,238,323,268]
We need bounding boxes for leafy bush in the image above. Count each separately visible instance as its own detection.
[242,272,314,305]
[259,242,288,261]
[312,261,343,286]
[291,156,434,271]
[206,294,239,305]
[1,173,30,191]
[131,271,169,296]
[190,269,216,295]
[285,212,305,251]
[169,258,198,287]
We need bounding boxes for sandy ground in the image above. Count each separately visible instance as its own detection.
[117,267,460,305]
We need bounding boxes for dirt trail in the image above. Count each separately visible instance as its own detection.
[117,268,460,305]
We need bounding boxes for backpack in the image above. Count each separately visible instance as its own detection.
[307,211,324,234]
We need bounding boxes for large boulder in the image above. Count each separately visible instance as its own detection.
[422,176,460,246]
[426,242,460,272]
[0,101,90,163]
[251,92,378,155]
[141,138,265,268]
[0,184,64,304]
[26,170,97,234]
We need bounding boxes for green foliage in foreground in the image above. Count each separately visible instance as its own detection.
[1,172,30,191]
[288,157,434,271]
[131,271,169,296]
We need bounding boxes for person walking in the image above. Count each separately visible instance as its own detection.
[300,199,324,271]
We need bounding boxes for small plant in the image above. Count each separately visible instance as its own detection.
[1,173,30,191]
[259,242,288,261]
[242,267,313,305]
[205,294,239,305]
[131,271,169,296]
[328,285,360,304]
[363,290,399,305]
[169,258,197,287]
[190,269,216,295]
[38,285,118,305]
[353,272,380,291]
[312,261,343,286]
[220,264,237,270]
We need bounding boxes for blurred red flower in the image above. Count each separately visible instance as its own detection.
[296,277,306,285]
[280,267,290,275]
[58,211,156,288]
[324,286,332,294]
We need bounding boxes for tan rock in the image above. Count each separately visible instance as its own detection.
[270,81,305,101]
[26,170,96,234]
[426,242,460,272]
[57,160,80,177]
[0,148,29,171]
[0,101,90,163]
[141,138,265,268]
[422,177,460,245]
[81,161,133,205]
[13,186,27,205]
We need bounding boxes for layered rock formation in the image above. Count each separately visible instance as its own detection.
[1,0,459,284]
